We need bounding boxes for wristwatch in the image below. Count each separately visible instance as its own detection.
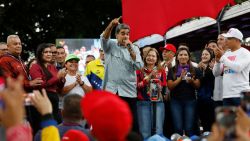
[80,81,85,86]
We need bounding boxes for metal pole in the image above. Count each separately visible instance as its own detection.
[164,35,167,45]
[216,6,227,35]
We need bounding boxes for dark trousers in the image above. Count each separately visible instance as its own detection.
[170,99,197,136]
[26,106,41,135]
[223,97,241,106]
[119,96,139,133]
[214,101,223,108]
[197,99,215,132]
[163,100,173,138]
[47,92,62,123]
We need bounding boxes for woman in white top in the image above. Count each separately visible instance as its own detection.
[62,54,93,97]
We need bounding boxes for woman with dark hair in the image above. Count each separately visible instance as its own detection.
[136,48,167,139]
[167,48,201,136]
[197,48,215,132]
[30,43,66,123]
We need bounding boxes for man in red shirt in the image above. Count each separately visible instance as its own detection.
[0,35,43,91]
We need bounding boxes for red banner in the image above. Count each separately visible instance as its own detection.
[122,0,232,42]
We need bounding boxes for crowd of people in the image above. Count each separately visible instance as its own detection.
[0,17,250,141]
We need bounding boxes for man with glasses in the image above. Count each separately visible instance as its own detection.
[48,43,58,65]
[213,28,250,106]
[0,42,8,57]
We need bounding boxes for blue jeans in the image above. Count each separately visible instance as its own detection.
[170,99,197,136]
[223,98,241,106]
[137,101,165,139]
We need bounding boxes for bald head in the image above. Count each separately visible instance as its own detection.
[6,35,22,56]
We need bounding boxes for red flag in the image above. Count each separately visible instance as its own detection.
[122,0,231,42]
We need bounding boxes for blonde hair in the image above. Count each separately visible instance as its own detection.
[143,48,162,71]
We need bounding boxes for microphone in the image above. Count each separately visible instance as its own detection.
[126,43,133,52]
[126,43,131,48]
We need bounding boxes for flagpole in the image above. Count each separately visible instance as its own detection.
[164,35,167,45]
[216,6,227,35]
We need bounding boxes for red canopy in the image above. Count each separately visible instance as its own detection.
[122,0,234,42]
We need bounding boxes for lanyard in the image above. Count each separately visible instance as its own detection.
[6,54,30,80]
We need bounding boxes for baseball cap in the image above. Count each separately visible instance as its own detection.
[62,130,89,141]
[65,54,80,62]
[159,44,176,53]
[81,90,132,141]
[222,28,243,41]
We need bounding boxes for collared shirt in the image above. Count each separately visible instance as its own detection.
[0,53,31,91]
[101,36,144,97]
[29,63,64,93]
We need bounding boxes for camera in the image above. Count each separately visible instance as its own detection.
[215,106,237,140]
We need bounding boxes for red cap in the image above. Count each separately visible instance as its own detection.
[159,44,176,53]
[81,90,132,141]
[62,130,89,141]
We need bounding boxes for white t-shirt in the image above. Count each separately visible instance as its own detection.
[59,74,92,109]
[218,47,250,98]
[64,74,91,96]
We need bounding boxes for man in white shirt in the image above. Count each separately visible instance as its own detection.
[213,28,250,106]
[212,33,228,107]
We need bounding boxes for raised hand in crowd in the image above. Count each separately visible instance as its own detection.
[0,76,32,141]
[30,89,52,116]
[103,16,121,39]
[208,123,250,141]
[111,16,121,26]
[213,46,224,62]
[236,107,250,132]
[0,76,25,129]
[235,124,250,141]
[207,123,225,141]
[208,107,250,141]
